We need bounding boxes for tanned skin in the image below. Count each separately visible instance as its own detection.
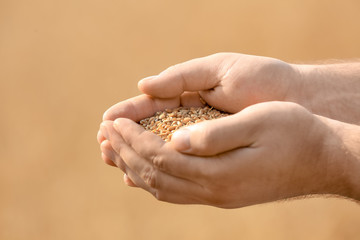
[98,53,360,208]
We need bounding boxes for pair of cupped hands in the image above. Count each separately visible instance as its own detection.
[97,53,355,208]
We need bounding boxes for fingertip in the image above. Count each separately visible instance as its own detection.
[113,118,121,127]
[100,122,111,140]
[97,130,105,144]
[102,110,108,121]
[103,108,114,121]
[123,173,137,187]
[100,138,108,148]
[138,75,158,93]
[101,152,117,167]
[138,69,184,98]
[113,118,129,132]
[171,128,191,153]
[100,140,113,156]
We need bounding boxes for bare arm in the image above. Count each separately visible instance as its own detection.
[320,115,360,200]
[294,62,360,125]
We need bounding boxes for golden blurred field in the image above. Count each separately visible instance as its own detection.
[1,0,360,239]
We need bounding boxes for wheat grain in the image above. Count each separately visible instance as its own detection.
[139,106,229,142]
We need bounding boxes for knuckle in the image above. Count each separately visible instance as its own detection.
[142,166,158,188]
[151,153,166,170]
[165,64,186,81]
[163,64,178,75]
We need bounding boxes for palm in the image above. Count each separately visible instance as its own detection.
[196,53,298,113]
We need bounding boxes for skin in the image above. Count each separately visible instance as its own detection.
[102,53,360,124]
[98,53,360,208]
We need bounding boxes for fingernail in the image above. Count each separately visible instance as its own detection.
[171,128,191,152]
[100,123,109,139]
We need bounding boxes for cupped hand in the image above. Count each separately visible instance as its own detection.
[100,101,343,208]
[102,53,300,123]
[98,52,301,161]
[137,52,301,113]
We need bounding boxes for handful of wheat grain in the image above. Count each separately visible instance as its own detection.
[139,106,229,142]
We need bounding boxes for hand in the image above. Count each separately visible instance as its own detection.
[98,52,300,166]
[100,101,355,208]
[103,53,360,125]
[103,53,299,121]
[137,53,301,113]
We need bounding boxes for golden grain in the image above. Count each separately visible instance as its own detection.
[139,106,229,142]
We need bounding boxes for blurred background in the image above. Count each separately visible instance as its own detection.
[1,0,360,239]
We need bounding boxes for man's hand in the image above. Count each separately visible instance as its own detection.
[100,101,360,208]
[104,53,299,120]
[99,52,301,163]
[98,53,360,207]
[103,53,360,125]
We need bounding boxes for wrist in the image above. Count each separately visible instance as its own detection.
[291,63,360,124]
[336,123,360,200]
[289,64,324,110]
[318,117,360,200]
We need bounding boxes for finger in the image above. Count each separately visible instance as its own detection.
[97,130,106,144]
[111,117,264,206]
[123,167,150,192]
[108,128,208,204]
[103,91,208,122]
[100,124,126,169]
[100,140,141,189]
[101,152,117,167]
[112,118,214,181]
[147,171,207,205]
[103,95,179,121]
[170,107,263,156]
[100,140,124,169]
[101,121,154,191]
[180,92,207,107]
[105,119,165,180]
[138,54,221,98]
[118,140,207,204]
[123,174,137,187]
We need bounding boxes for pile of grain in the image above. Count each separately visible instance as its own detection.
[139,106,229,141]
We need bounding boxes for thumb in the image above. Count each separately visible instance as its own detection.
[170,113,257,156]
[138,54,222,98]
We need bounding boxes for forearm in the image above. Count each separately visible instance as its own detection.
[342,124,360,200]
[292,62,360,125]
[320,117,360,200]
